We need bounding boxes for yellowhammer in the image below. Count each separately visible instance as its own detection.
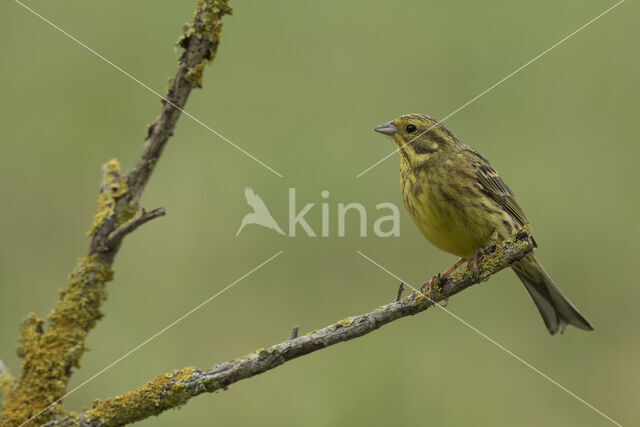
[375,113,593,335]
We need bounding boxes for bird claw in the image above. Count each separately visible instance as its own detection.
[421,274,439,304]
[467,247,486,279]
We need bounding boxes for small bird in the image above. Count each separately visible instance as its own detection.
[374,113,593,334]
[236,187,285,236]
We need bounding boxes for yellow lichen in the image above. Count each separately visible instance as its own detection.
[427,278,445,302]
[176,0,233,87]
[185,63,206,85]
[186,0,233,44]
[1,1,236,425]
[415,225,534,308]
[88,159,129,235]
[412,292,431,310]
[117,200,138,226]
[447,223,533,285]
[82,367,207,425]
[0,366,16,407]
[334,317,354,328]
[2,255,113,426]
[236,347,267,362]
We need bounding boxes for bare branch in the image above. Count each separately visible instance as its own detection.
[44,229,534,427]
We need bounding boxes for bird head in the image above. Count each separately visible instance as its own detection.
[374,113,460,168]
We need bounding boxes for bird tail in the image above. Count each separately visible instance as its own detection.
[511,254,593,335]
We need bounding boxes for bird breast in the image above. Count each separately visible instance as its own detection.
[400,167,502,259]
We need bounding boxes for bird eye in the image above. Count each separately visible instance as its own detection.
[406,124,417,133]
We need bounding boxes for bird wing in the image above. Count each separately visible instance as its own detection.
[244,187,270,215]
[459,148,529,228]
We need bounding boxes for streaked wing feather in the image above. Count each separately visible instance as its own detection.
[460,148,529,227]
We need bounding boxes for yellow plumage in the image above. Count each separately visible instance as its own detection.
[374,113,593,335]
[401,156,504,258]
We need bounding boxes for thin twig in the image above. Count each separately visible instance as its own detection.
[395,283,405,302]
[106,207,166,247]
[289,325,299,340]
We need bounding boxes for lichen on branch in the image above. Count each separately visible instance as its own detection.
[2,256,113,425]
[1,1,233,426]
[46,367,213,427]
[43,228,534,427]
[88,159,134,235]
[180,0,233,86]
[0,360,16,408]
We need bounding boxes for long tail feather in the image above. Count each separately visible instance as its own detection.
[512,254,593,335]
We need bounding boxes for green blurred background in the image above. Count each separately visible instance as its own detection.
[1,0,638,425]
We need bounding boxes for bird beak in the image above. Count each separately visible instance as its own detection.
[374,121,397,135]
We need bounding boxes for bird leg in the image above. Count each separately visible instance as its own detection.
[420,259,465,306]
[467,247,486,278]
[434,259,466,307]
[441,258,466,277]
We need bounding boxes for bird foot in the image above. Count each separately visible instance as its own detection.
[417,259,464,307]
[467,247,486,278]
[420,274,439,304]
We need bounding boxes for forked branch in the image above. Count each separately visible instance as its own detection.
[1,1,537,425]
[0,1,233,426]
